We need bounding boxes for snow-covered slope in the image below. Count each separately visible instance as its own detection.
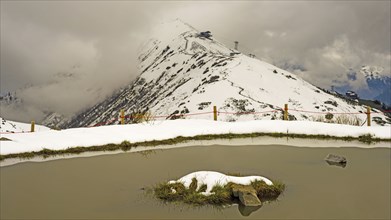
[1,117,50,133]
[62,19,390,128]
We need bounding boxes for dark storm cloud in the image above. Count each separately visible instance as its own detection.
[1,1,390,122]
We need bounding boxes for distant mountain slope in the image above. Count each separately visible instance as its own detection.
[336,66,391,106]
[361,66,391,104]
[374,89,391,106]
[61,19,390,128]
[41,112,68,129]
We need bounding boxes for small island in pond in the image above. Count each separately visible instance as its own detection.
[152,171,285,214]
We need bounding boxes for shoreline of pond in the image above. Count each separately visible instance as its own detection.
[1,134,389,167]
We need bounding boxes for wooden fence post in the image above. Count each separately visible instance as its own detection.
[30,121,35,132]
[213,106,217,121]
[120,109,125,125]
[367,106,371,127]
[284,104,288,121]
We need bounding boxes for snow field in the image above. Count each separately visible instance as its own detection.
[1,119,390,156]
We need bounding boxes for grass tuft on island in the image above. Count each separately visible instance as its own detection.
[0,132,389,161]
[152,178,285,206]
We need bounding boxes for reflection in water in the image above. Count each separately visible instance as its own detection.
[238,203,262,216]
[325,160,347,168]
[137,149,158,158]
[151,196,264,217]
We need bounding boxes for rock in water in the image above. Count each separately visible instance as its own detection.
[325,154,347,167]
[232,184,262,207]
[239,191,262,207]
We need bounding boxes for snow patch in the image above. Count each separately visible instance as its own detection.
[168,171,273,196]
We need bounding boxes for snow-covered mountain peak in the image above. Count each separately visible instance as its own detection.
[60,21,390,128]
[360,65,385,80]
[138,19,196,57]
[156,19,197,35]
[138,19,235,77]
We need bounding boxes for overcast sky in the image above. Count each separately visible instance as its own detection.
[1,1,390,121]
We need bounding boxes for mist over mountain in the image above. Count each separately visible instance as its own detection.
[0,66,134,122]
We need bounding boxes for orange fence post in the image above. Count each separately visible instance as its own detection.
[367,107,371,127]
[120,109,125,125]
[284,104,288,121]
[30,121,35,132]
[213,106,217,121]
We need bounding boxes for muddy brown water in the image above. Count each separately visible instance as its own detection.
[1,145,390,219]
